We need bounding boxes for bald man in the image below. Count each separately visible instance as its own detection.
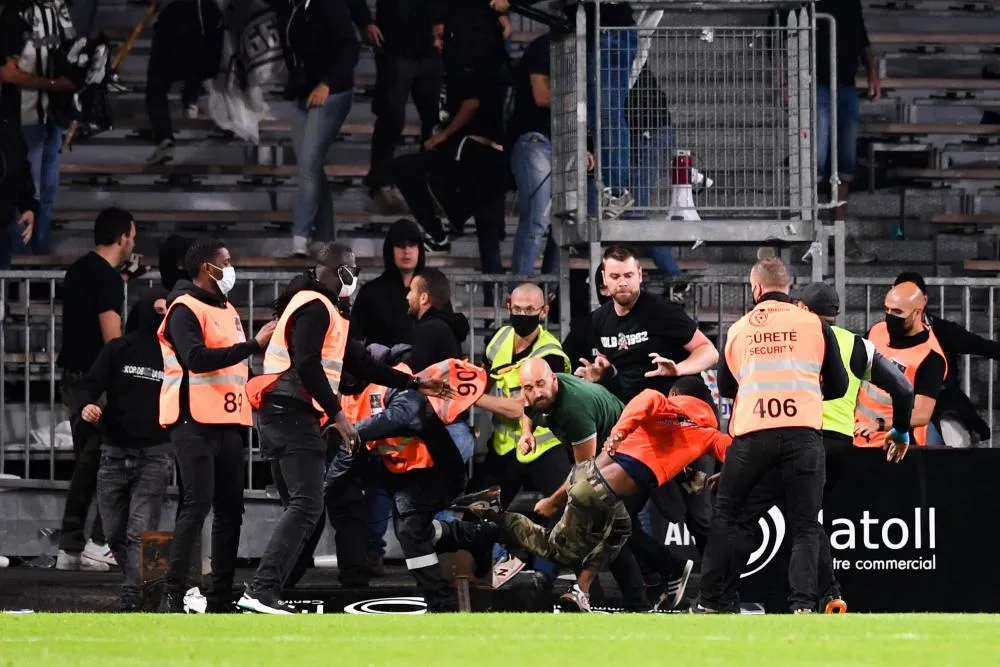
[698,258,848,614]
[473,283,571,589]
[854,282,946,447]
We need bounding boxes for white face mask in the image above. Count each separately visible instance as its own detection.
[212,265,237,296]
[338,266,358,299]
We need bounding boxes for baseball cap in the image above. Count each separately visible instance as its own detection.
[794,282,840,317]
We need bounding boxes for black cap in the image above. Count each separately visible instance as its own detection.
[794,282,840,317]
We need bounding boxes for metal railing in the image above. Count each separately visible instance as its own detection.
[0,270,562,486]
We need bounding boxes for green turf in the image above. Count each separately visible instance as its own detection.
[1,614,998,666]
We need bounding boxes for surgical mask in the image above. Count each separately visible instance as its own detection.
[338,266,358,299]
[885,313,908,340]
[212,265,236,296]
[510,314,540,338]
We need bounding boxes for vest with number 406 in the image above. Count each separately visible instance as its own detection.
[724,300,826,437]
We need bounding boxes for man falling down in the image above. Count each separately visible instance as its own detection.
[435,370,731,612]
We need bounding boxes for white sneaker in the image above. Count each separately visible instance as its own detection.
[183,587,208,614]
[0,556,8,568]
[56,549,110,572]
[558,583,591,612]
[147,139,174,165]
[83,539,117,567]
[184,103,199,120]
[491,554,526,589]
[291,235,309,257]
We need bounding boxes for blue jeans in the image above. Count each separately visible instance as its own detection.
[817,85,860,183]
[511,133,559,276]
[23,123,63,255]
[96,443,174,602]
[587,29,639,194]
[291,90,353,241]
[365,455,392,559]
[446,422,475,463]
[627,126,682,276]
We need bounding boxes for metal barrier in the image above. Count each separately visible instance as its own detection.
[687,275,1000,447]
[0,270,561,486]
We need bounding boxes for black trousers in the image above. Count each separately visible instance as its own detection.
[393,143,505,304]
[366,53,443,191]
[322,446,373,587]
[165,422,245,600]
[391,470,456,612]
[817,433,852,595]
[699,427,825,612]
[58,372,106,552]
[250,402,327,596]
[146,0,224,142]
[625,491,694,580]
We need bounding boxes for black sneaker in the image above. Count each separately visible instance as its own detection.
[450,486,502,513]
[237,585,296,615]
[116,597,140,613]
[655,559,693,611]
[158,591,185,614]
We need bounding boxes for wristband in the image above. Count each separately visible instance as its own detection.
[888,428,910,444]
[876,417,885,431]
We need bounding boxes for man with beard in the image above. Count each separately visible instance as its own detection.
[576,245,717,400]
[439,360,708,612]
[854,281,946,447]
[574,245,717,603]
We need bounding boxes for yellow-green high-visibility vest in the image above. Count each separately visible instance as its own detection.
[484,325,570,463]
[823,325,865,437]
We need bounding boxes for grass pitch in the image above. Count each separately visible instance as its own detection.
[1,613,997,666]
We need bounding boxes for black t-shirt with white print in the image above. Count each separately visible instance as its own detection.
[587,291,698,403]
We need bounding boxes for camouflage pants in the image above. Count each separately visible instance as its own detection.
[501,459,632,571]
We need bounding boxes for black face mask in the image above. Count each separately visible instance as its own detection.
[885,314,909,340]
[510,314,541,337]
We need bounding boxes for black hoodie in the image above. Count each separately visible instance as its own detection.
[163,279,262,424]
[350,219,427,347]
[75,287,171,448]
[408,305,470,373]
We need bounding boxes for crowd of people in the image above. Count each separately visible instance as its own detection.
[41,201,1000,614]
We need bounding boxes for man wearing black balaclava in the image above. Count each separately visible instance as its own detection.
[75,287,172,612]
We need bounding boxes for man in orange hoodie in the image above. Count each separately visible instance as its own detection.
[433,376,730,612]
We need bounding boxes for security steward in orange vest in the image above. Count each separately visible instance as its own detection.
[237,243,450,614]
[157,238,277,613]
[855,281,947,448]
[326,344,484,612]
[695,258,849,614]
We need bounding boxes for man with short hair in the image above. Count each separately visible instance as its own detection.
[350,219,426,348]
[55,207,137,572]
[472,282,571,588]
[697,258,850,614]
[157,238,276,613]
[404,267,470,372]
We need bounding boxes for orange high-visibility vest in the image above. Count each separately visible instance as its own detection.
[158,294,252,427]
[354,362,435,474]
[245,290,349,415]
[612,392,732,486]
[854,321,947,447]
[416,358,488,424]
[724,299,826,436]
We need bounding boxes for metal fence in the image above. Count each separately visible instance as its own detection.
[551,1,824,235]
[0,270,562,487]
